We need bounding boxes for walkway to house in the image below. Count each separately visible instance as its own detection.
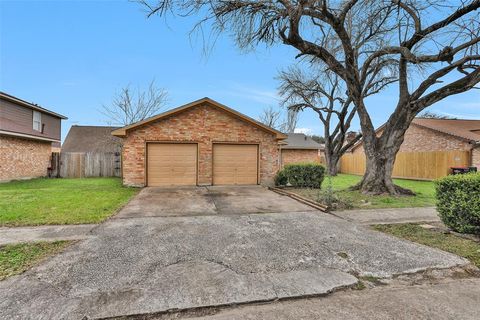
[334,207,440,225]
[0,224,95,245]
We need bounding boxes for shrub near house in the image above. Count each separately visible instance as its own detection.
[435,173,480,235]
[275,163,325,188]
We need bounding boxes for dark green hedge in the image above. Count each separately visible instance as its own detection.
[435,173,480,234]
[275,163,325,188]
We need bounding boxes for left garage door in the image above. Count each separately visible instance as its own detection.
[147,143,197,186]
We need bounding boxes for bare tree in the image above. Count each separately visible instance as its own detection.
[279,66,362,175]
[139,0,480,195]
[418,111,456,119]
[259,106,282,129]
[258,105,299,132]
[281,108,299,133]
[102,80,168,126]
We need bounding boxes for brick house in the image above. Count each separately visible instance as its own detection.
[0,92,67,182]
[112,98,287,187]
[280,133,324,167]
[350,118,480,170]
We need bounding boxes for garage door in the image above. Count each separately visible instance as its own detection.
[213,144,258,185]
[147,143,197,186]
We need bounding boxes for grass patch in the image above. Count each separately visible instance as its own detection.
[0,178,138,226]
[373,224,480,268]
[0,241,72,281]
[292,174,435,210]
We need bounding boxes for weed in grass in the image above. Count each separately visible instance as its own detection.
[0,241,72,280]
[352,281,367,290]
[373,224,480,268]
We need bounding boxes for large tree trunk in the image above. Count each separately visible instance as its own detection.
[355,144,414,195]
[353,105,416,195]
[324,152,340,176]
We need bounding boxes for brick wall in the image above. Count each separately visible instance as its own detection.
[472,146,480,170]
[353,123,472,154]
[281,149,319,167]
[0,135,52,182]
[121,103,281,186]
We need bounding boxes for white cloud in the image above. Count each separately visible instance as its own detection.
[294,127,313,135]
[226,82,280,104]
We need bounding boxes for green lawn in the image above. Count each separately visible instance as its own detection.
[0,241,72,280]
[0,178,138,226]
[373,224,480,268]
[292,174,436,210]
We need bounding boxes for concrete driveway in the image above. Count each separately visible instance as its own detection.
[0,186,470,319]
[115,185,316,218]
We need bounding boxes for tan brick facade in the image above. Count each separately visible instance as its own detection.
[0,135,52,182]
[398,124,472,152]
[353,124,472,154]
[281,149,319,167]
[121,102,281,187]
[473,147,480,170]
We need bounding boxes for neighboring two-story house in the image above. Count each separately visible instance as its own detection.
[0,92,67,182]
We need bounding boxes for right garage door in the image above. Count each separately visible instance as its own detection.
[213,144,258,185]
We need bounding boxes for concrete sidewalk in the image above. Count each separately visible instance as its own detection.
[0,224,95,245]
[335,207,440,225]
[186,278,480,320]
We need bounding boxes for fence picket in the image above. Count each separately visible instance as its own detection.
[340,150,470,180]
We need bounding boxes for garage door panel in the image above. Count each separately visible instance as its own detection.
[213,144,258,185]
[147,143,197,186]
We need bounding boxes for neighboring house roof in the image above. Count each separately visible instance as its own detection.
[111,97,287,139]
[0,91,67,119]
[62,125,122,153]
[351,118,480,151]
[412,118,480,142]
[281,133,325,150]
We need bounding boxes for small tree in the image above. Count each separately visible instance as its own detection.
[102,80,168,126]
[279,66,363,175]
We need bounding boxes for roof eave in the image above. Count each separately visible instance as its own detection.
[0,92,68,120]
[111,129,127,137]
[281,146,324,150]
[110,97,287,139]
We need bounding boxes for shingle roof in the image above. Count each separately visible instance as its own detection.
[62,126,122,153]
[111,97,287,139]
[412,118,480,142]
[281,133,324,150]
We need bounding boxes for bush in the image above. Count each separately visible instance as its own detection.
[435,173,480,235]
[275,163,325,188]
[274,169,288,186]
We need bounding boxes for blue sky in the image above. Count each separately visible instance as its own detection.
[1,0,479,141]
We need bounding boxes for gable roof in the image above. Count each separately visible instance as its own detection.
[111,97,287,139]
[412,118,480,142]
[62,126,122,153]
[281,133,324,150]
[0,91,67,119]
[350,117,480,151]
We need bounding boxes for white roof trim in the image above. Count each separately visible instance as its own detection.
[0,130,59,142]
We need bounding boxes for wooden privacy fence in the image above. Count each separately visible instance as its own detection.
[340,150,471,180]
[58,152,121,178]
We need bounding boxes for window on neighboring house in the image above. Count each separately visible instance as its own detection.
[33,111,42,131]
